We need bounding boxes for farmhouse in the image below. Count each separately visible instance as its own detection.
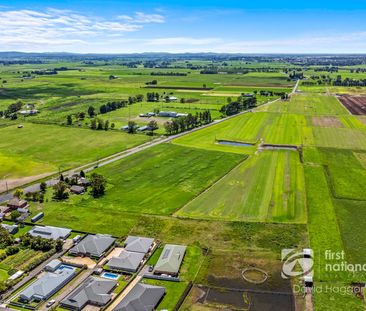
[19,265,76,302]
[1,223,18,234]
[107,249,144,272]
[0,205,11,214]
[154,244,187,277]
[7,197,28,210]
[60,276,117,310]
[28,225,71,240]
[78,177,90,186]
[69,234,116,258]
[112,283,165,311]
[124,236,154,254]
[70,185,85,195]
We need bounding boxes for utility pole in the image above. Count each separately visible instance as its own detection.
[3,174,10,193]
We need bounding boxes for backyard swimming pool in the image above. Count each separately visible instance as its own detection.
[101,272,120,280]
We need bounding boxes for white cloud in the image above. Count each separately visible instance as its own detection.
[118,12,164,23]
[0,8,163,49]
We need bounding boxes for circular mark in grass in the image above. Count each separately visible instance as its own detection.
[242,267,268,284]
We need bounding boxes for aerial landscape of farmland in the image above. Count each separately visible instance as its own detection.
[1,1,366,310]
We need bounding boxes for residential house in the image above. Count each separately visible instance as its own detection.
[69,234,116,258]
[60,276,117,310]
[107,249,144,273]
[7,197,28,210]
[124,236,154,254]
[19,266,76,302]
[70,185,85,195]
[112,283,165,311]
[153,244,187,277]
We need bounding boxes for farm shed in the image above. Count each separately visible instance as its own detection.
[1,223,18,234]
[31,212,44,223]
[28,225,71,240]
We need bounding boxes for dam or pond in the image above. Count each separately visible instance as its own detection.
[217,140,254,147]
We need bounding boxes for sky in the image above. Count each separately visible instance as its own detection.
[1,0,366,54]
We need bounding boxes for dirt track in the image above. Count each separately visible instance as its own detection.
[338,95,366,115]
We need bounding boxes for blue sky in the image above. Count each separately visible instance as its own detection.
[1,0,366,53]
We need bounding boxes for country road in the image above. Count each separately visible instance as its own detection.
[0,93,287,203]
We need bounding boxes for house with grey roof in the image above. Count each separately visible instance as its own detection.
[28,225,71,240]
[154,244,187,277]
[69,234,116,258]
[70,185,85,195]
[1,223,18,235]
[107,249,144,273]
[112,283,165,311]
[19,265,76,302]
[124,236,154,254]
[60,276,117,310]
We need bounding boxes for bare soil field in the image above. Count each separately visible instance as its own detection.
[311,116,344,128]
[0,172,54,193]
[338,95,366,115]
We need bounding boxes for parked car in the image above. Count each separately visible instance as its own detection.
[46,300,55,307]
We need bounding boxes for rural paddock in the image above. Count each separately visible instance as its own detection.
[338,95,366,115]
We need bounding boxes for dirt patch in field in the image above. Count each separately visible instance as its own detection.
[201,253,292,293]
[357,116,366,125]
[311,116,344,128]
[191,285,295,311]
[0,172,54,193]
[338,95,366,115]
[224,83,293,87]
[62,256,96,269]
[201,93,243,97]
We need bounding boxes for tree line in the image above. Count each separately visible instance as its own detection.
[164,110,212,135]
[220,96,257,116]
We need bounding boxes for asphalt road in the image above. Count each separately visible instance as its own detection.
[0,93,289,204]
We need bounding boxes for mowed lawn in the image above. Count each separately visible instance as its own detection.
[38,144,245,231]
[262,93,349,115]
[176,150,306,223]
[174,112,307,153]
[0,122,150,177]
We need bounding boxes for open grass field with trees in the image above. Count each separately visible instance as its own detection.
[3,55,366,310]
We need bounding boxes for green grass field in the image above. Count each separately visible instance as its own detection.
[262,93,348,115]
[3,60,366,310]
[177,150,306,223]
[35,144,244,231]
[0,122,150,179]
